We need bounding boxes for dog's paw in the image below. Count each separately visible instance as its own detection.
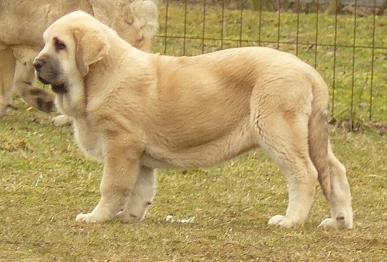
[115,211,142,223]
[76,213,97,223]
[268,215,299,228]
[318,218,336,228]
[75,212,110,223]
[318,216,353,230]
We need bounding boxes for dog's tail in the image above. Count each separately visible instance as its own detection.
[308,80,331,199]
[308,78,354,229]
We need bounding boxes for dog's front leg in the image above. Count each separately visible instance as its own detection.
[76,142,141,223]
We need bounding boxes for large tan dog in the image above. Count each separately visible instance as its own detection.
[34,11,353,229]
[0,0,159,122]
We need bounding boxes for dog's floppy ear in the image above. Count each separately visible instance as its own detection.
[74,28,110,76]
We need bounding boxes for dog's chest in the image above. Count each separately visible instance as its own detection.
[73,120,104,161]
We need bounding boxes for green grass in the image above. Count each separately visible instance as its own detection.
[1,3,387,261]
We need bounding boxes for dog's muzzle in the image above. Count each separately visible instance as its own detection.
[32,58,44,72]
[33,58,50,85]
[33,57,68,94]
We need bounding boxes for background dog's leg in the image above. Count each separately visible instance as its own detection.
[12,47,55,113]
[0,47,16,118]
[255,112,318,228]
[13,60,55,113]
[76,142,142,223]
[116,166,156,222]
[318,146,353,229]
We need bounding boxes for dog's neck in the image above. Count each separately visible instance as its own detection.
[63,34,146,120]
[55,80,87,119]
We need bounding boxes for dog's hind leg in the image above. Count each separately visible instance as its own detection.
[12,47,55,113]
[253,109,318,228]
[116,166,156,222]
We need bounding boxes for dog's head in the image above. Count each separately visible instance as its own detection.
[33,11,110,95]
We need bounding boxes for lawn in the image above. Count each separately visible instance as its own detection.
[1,3,387,262]
[1,99,387,261]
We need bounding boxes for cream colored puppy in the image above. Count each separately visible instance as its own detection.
[34,11,353,229]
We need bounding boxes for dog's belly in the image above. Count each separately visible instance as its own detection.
[140,154,178,169]
[140,128,258,169]
[140,144,257,169]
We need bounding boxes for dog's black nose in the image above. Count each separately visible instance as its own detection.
[33,58,44,71]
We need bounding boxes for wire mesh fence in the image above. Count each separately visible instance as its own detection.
[155,1,387,128]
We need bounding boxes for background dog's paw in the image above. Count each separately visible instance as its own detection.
[50,114,73,126]
[268,215,298,228]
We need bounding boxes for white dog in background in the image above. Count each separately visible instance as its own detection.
[33,11,353,229]
[0,0,159,125]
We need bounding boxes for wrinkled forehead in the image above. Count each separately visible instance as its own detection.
[43,22,68,41]
[42,12,100,42]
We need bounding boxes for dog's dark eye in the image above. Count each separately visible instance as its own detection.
[54,37,66,52]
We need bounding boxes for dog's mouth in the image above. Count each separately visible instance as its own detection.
[37,75,51,85]
[37,76,68,94]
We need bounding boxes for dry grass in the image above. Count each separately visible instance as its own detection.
[1,100,387,261]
